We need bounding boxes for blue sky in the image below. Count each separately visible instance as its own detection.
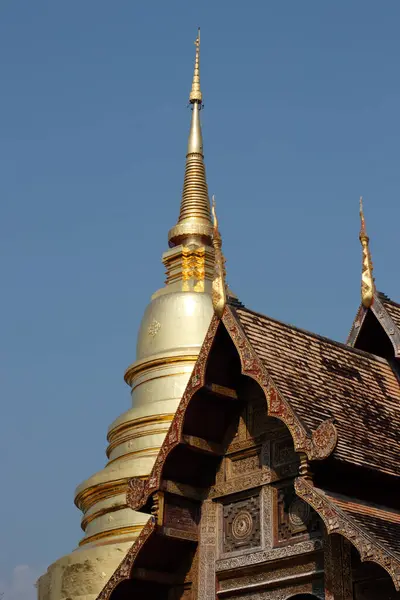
[1,1,400,597]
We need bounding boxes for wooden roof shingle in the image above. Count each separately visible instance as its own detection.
[235,306,400,478]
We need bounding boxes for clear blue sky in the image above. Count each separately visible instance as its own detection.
[1,1,400,598]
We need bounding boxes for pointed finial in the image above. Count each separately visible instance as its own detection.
[359,197,375,308]
[189,28,202,104]
[168,28,212,247]
[211,196,227,318]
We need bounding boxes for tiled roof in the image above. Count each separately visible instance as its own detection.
[236,307,400,478]
[381,296,400,331]
[321,488,400,558]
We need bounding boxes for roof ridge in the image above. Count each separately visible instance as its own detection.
[235,305,390,365]
[321,488,400,524]
[378,290,400,309]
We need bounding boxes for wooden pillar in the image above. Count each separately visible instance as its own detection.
[195,500,217,600]
[324,532,353,599]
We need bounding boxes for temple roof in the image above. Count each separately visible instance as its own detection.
[296,478,400,589]
[97,301,400,598]
[380,293,400,330]
[235,305,400,478]
[325,490,400,555]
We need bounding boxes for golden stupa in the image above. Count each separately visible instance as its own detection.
[38,29,216,600]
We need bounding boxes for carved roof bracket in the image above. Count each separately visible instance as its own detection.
[295,477,400,591]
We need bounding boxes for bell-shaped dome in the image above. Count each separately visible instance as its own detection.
[136,290,213,363]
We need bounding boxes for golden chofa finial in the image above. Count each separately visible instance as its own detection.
[211,196,227,318]
[359,197,375,308]
[189,28,202,104]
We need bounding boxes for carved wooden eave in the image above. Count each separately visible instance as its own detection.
[347,291,400,357]
[127,305,338,514]
[295,477,400,591]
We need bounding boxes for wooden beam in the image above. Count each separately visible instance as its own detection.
[206,382,238,399]
[182,434,224,455]
[162,526,198,542]
[161,479,207,501]
[132,567,178,585]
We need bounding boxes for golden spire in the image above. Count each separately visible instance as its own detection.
[359,197,375,308]
[168,28,213,248]
[211,196,227,318]
[189,28,202,104]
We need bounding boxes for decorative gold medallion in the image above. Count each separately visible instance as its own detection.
[148,319,161,337]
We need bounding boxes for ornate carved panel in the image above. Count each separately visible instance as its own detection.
[164,495,200,535]
[271,438,299,479]
[274,485,320,547]
[210,442,271,499]
[222,493,261,554]
[218,554,324,594]
[229,451,261,478]
[216,538,324,572]
[225,580,325,599]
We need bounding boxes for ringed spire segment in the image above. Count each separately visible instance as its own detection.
[168,28,213,248]
[359,197,375,308]
[189,28,202,104]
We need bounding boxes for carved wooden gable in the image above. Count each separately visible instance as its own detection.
[196,382,325,599]
[100,308,400,600]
